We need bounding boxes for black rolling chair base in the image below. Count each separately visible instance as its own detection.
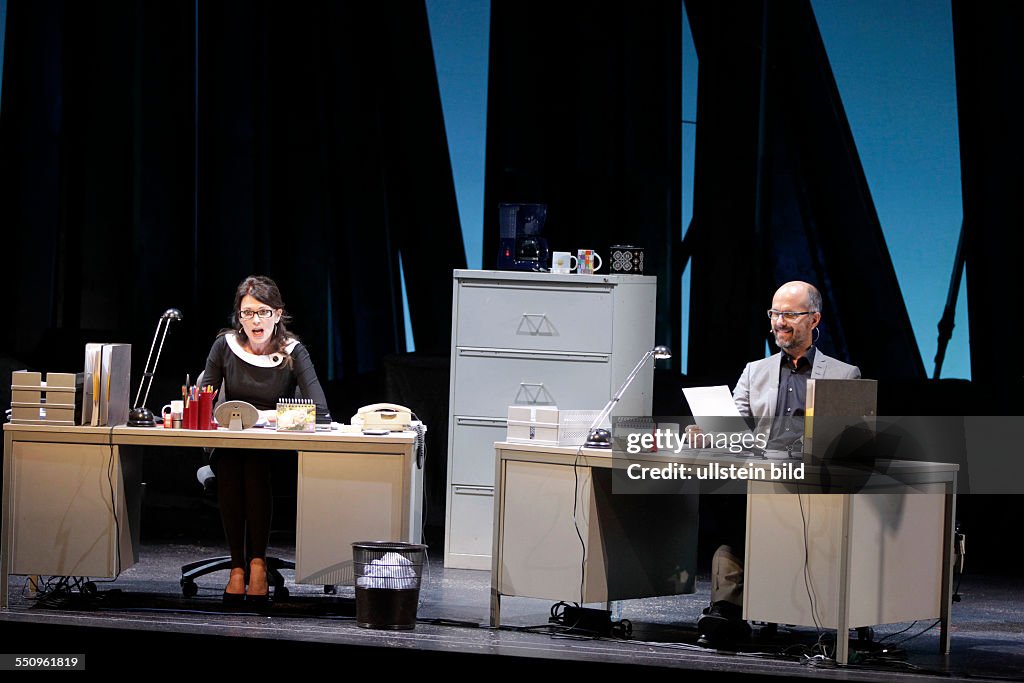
[180,555,294,599]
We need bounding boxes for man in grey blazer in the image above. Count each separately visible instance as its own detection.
[698,280,861,647]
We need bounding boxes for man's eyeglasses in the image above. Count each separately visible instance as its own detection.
[767,309,814,321]
[239,308,275,320]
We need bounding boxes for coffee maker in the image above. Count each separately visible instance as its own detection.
[497,203,549,271]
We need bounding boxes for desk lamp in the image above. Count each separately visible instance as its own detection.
[127,308,183,427]
[585,345,672,448]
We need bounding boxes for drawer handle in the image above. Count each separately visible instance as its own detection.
[519,312,553,337]
[454,486,494,497]
[516,382,552,405]
[456,417,507,427]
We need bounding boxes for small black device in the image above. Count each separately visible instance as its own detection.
[497,203,549,271]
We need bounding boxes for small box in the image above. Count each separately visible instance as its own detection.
[12,389,41,404]
[12,405,43,421]
[506,406,560,446]
[44,407,76,422]
[11,370,42,386]
[45,372,77,388]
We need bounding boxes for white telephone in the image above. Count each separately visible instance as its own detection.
[351,403,413,431]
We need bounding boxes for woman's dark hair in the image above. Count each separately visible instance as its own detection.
[221,275,298,363]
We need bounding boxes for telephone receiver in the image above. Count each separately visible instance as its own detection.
[351,402,413,431]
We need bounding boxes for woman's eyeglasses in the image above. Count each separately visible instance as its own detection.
[239,309,275,320]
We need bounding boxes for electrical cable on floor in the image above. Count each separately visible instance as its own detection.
[875,619,918,644]
[17,577,1001,681]
[890,619,941,647]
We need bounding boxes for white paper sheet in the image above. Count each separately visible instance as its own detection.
[682,385,741,417]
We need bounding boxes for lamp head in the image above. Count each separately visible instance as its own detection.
[653,345,672,360]
[162,308,183,321]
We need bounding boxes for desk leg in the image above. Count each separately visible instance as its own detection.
[835,494,854,665]
[490,450,505,627]
[1,432,13,609]
[939,481,958,655]
[490,587,502,627]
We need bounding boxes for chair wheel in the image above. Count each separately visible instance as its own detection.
[81,581,97,596]
[323,584,337,595]
[181,579,199,598]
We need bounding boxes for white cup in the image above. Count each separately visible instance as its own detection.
[577,249,603,275]
[551,251,578,274]
[162,400,184,418]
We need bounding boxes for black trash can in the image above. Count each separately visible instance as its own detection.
[353,541,428,629]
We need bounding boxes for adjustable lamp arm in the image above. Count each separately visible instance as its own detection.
[128,308,182,427]
[585,345,671,448]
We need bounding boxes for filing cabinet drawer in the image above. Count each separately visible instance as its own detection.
[456,282,613,353]
[448,485,495,566]
[451,349,610,417]
[451,417,507,486]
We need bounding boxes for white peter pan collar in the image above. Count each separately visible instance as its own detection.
[226,333,299,367]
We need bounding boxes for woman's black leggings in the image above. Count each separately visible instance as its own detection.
[214,449,273,569]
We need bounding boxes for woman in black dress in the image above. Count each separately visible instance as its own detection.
[201,275,331,601]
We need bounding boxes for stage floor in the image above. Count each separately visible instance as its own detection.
[1,539,1021,680]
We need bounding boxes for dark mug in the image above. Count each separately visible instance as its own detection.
[609,245,645,274]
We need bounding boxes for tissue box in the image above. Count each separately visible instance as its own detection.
[506,406,560,446]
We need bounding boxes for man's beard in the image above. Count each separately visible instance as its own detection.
[773,331,797,351]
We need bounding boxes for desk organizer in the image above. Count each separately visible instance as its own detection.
[10,370,78,426]
[557,409,605,446]
[506,406,560,446]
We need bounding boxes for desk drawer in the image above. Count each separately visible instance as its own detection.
[456,282,613,353]
[451,349,610,417]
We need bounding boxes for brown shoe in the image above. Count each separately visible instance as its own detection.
[223,567,246,604]
[246,558,269,603]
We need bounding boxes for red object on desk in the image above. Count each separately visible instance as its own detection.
[198,392,215,430]
[183,401,197,430]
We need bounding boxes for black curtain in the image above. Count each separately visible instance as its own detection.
[0,0,464,419]
[952,2,1024,388]
[483,0,682,356]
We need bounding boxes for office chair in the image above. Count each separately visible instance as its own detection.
[179,371,294,599]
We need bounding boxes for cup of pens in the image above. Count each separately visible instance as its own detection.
[198,390,215,429]
[183,392,198,430]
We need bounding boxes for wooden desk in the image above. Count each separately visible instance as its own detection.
[491,443,699,618]
[490,441,957,665]
[1,423,423,608]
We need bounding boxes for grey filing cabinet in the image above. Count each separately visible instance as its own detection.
[444,270,657,569]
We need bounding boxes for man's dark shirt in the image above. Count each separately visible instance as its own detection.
[769,346,816,450]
